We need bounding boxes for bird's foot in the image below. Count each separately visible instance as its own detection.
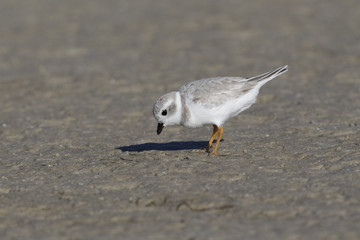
[194,147,210,153]
[208,150,217,156]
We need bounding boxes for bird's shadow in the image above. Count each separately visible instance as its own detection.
[116,141,210,152]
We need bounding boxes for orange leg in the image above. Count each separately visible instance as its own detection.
[210,126,223,155]
[206,125,218,151]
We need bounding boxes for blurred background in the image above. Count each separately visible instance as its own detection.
[1,0,359,239]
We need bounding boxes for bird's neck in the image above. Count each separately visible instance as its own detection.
[173,91,182,125]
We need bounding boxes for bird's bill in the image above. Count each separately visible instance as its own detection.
[157,122,164,135]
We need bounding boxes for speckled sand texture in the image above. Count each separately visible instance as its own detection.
[0,0,359,239]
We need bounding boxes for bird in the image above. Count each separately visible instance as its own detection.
[153,65,288,155]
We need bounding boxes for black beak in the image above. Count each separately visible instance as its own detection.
[157,123,164,135]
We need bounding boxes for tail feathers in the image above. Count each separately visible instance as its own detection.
[247,65,288,83]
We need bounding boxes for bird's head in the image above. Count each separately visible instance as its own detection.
[153,91,180,134]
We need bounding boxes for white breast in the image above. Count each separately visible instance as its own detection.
[183,87,260,127]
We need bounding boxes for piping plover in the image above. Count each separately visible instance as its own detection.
[153,65,288,155]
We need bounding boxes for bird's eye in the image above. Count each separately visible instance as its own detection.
[161,110,167,116]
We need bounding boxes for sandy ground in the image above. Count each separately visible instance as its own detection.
[1,0,359,239]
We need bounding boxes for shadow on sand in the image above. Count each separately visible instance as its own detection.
[116,141,210,152]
